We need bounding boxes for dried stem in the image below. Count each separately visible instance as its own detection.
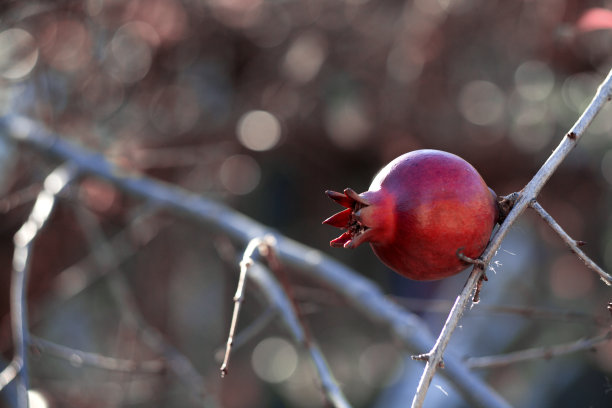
[465,329,612,369]
[530,199,612,285]
[220,237,263,377]
[410,67,612,408]
[0,164,77,407]
[214,306,277,362]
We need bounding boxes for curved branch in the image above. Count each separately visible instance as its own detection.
[2,164,77,407]
[410,67,612,407]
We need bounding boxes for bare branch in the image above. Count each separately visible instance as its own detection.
[29,336,165,373]
[220,237,264,377]
[530,199,612,285]
[214,306,277,363]
[2,164,77,406]
[0,115,511,408]
[410,67,612,408]
[465,330,612,369]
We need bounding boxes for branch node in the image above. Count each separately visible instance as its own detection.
[411,353,445,368]
[567,131,577,140]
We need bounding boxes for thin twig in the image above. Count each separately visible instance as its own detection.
[465,330,612,369]
[530,199,612,285]
[0,115,511,408]
[410,67,612,408]
[220,237,263,377]
[29,336,165,373]
[214,306,277,363]
[1,164,77,406]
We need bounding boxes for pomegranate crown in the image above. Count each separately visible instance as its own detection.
[322,188,377,249]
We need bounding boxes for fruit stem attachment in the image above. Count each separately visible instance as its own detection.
[456,247,485,269]
[496,192,520,224]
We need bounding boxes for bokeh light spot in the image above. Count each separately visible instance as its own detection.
[458,80,505,126]
[283,31,327,84]
[562,73,599,114]
[39,18,91,72]
[106,23,153,84]
[514,61,555,101]
[28,390,48,408]
[237,110,281,151]
[251,337,298,383]
[358,342,403,387]
[0,28,38,80]
[219,155,261,195]
[509,103,554,153]
[325,100,371,149]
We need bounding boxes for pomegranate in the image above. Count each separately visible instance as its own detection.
[323,149,498,280]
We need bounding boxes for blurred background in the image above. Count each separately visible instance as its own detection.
[1,0,612,407]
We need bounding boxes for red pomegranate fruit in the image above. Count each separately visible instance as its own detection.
[323,149,498,280]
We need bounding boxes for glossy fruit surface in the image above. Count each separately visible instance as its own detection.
[323,149,498,280]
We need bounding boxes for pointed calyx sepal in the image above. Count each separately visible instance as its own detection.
[323,188,374,249]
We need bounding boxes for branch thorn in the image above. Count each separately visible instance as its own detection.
[411,353,445,368]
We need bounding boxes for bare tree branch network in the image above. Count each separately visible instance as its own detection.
[410,67,612,408]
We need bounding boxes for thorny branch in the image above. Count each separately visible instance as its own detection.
[530,199,612,285]
[410,67,612,408]
[0,114,511,408]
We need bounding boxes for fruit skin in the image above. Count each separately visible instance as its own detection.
[323,149,498,281]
